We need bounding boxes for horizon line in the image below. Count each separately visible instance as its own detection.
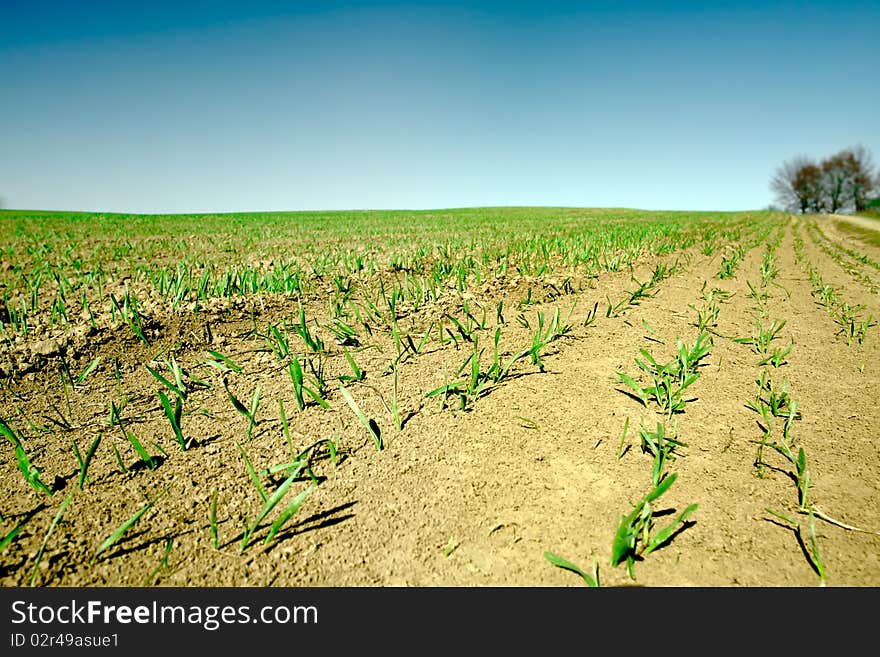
[0,204,768,216]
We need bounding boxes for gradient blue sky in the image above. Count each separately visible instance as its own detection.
[2,0,878,213]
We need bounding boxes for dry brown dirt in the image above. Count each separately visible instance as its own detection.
[1,214,879,588]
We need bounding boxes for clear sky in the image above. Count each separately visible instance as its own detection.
[2,0,878,213]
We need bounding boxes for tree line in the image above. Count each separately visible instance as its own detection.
[770,144,878,215]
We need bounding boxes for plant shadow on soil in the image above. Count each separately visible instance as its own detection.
[220,501,357,554]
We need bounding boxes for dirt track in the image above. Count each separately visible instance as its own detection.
[829,213,880,232]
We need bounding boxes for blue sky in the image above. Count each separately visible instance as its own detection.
[2,0,878,213]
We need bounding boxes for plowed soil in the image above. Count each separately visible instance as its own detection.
[2,211,878,587]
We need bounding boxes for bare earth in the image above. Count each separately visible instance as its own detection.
[1,214,879,588]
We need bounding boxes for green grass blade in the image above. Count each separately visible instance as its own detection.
[339,383,382,450]
[76,357,101,384]
[544,551,598,587]
[264,484,315,544]
[209,489,219,550]
[146,365,186,400]
[302,384,330,409]
[223,378,251,417]
[158,390,186,450]
[249,383,262,417]
[29,491,75,586]
[615,372,647,406]
[644,504,699,555]
[0,418,23,449]
[611,514,639,567]
[806,507,826,584]
[241,463,305,551]
[205,349,244,373]
[0,508,40,551]
[77,433,102,489]
[645,472,677,503]
[342,347,363,381]
[236,441,267,503]
[125,431,156,470]
[91,488,168,564]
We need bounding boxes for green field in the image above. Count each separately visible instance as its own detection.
[1,207,879,588]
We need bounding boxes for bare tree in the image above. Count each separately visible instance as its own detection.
[771,156,816,213]
[795,162,825,213]
[821,152,850,214]
[771,146,878,214]
[843,144,877,212]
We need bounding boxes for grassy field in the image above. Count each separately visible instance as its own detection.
[1,207,878,587]
[858,197,880,220]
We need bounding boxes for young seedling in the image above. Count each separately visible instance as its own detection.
[326,429,340,467]
[112,291,151,345]
[717,245,744,280]
[699,282,733,305]
[239,462,311,552]
[157,390,186,450]
[747,280,770,309]
[146,362,187,401]
[617,417,630,460]
[757,341,794,368]
[637,355,699,416]
[615,371,649,408]
[583,301,599,327]
[204,350,243,374]
[340,347,365,383]
[735,319,787,357]
[326,318,360,347]
[224,378,261,441]
[765,507,826,585]
[267,324,291,360]
[617,334,709,417]
[143,538,174,585]
[236,441,267,503]
[29,490,75,586]
[72,433,102,489]
[639,422,687,486]
[626,278,654,306]
[833,303,876,346]
[111,442,127,473]
[544,551,599,587]
[767,442,811,510]
[391,361,402,432]
[263,484,315,545]
[0,508,40,552]
[75,356,101,386]
[610,473,698,580]
[446,313,476,344]
[754,421,773,479]
[746,372,798,421]
[288,359,329,410]
[293,303,324,353]
[675,333,712,379]
[760,252,778,286]
[91,487,169,565]
[2,419,54,496]
[124,431,157,470]
[413,322,434,354]
[246,384,261,442]
[209,489,219,550]
[339,383,382,451]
